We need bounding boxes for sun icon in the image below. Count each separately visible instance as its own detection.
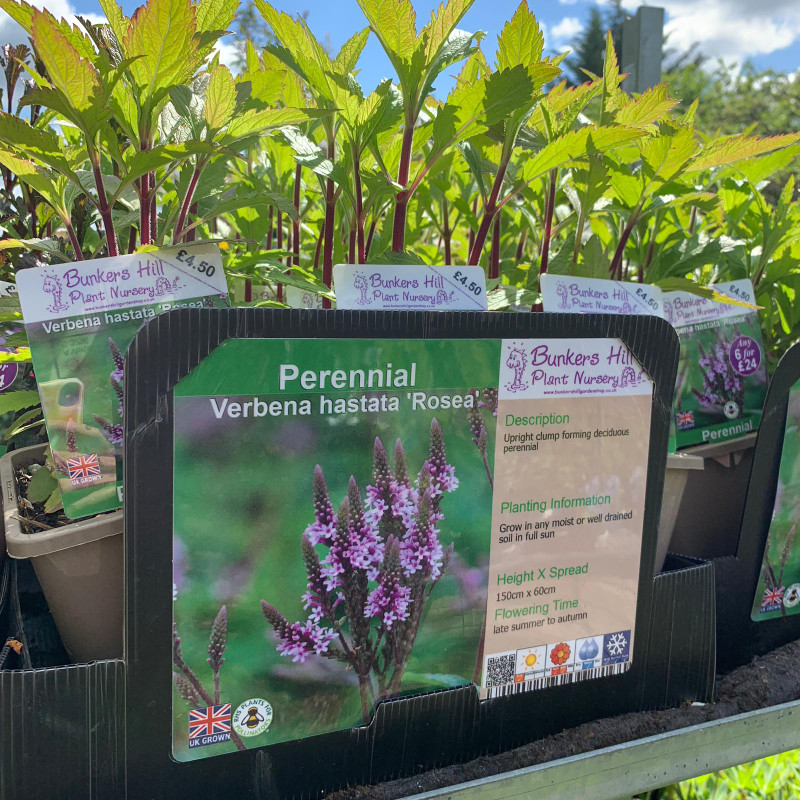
[524,652,539,668]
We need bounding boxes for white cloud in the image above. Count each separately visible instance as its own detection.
[623,0,800,63]
[551,16,583,45]
[558,0,580,5]
[214,39,240,70]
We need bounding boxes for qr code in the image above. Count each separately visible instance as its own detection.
[485,653,515,688]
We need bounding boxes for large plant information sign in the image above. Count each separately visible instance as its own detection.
[18,245,228,519]
[663,279,767,449]
[752,376,800,621]
[171,336,652,758]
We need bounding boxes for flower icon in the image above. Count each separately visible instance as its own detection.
[550,642,571,665]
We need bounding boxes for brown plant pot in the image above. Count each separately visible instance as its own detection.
[1,444,123,662]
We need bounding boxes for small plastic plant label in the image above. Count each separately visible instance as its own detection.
[540,274,664,317]
[663,279,768,449]
[333,264,488,310]
[17,244,228,519]
[752,376,800,622]
[170,336,651,759]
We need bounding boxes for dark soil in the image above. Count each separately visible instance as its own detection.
[13,459,70,533]
[326,638,800,800]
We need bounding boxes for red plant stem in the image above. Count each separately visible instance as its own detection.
[127,225,137,254]
[539,169,558,280]
[391,124,414,252]
[468,197,477,255]
[365,217,377,260]
[65,221,84,260]
[149,174,157,242]
[266,204,275,251]
[313,221,324,271]
[322,173,336,310]
[293,163,301,268]
[688,206,697,234]
[489,211,501,280]
[90,148,118,256]
[354,152,365,264]
[442,198,451,264]
[139,174,150,246]
[468,162,508,266]
[609,210,640,280]
[174,163,202,245]
[276,209,284,302]
[186,202,198,242]
[515,228,528,262]
[348,227,356,263]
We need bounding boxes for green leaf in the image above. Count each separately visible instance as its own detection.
[44,486,64,514]
[333,27,370,74]
[356,0,418,64]
[31,10,103,115]
[222,107,327,143]
[194,0,236,58]
[688,133,800,173]
[204,64,236,132]
[97,0,129,45]
[4,406,43,440]
[487,285,538,309]
[0,390,40,415]
[420,0,476,64]
[495,1,544,71]
[123,0,199,100]
[278,127,354,197]
[26,462,57,503]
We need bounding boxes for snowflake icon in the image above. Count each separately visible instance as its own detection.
[606,632,628,657]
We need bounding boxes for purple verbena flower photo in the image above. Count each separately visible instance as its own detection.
[260,418,458,723]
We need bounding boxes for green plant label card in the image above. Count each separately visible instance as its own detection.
[171,337,651,758]
[540,274,664,317]
[663,279,767,449]
[17,245,229,519]
[751,377,800,622]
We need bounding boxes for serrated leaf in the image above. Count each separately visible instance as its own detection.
[615,83,678,131]
[333,27,370,74]
[31,10,102,114]
[222,107,325,143]
[688,133,800,174]
[194,0,236,57]
[278,126,353,196]
[3,404,40,440]
[0,390,39,415]
[97,0,129,45]
[495,1,544,71]
[420,0,475,64]
[521,126,644,185]
[204,65,236,131]
[123,0,199,100]
[0,0,96,58]
[488,285,538,309]
[356,0,418,62]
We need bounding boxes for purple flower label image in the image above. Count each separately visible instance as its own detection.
[261,419,459,724]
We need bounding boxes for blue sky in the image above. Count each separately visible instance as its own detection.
[1,0,798,85]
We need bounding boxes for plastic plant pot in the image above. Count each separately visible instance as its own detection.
[1,444,122,662]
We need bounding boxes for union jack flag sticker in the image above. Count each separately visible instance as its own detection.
[675,410,695,430]
[188,704,231,747]
[67,453,101,486]
[761,586,785,613]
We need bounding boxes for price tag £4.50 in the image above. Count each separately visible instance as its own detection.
[333,264,487,311]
